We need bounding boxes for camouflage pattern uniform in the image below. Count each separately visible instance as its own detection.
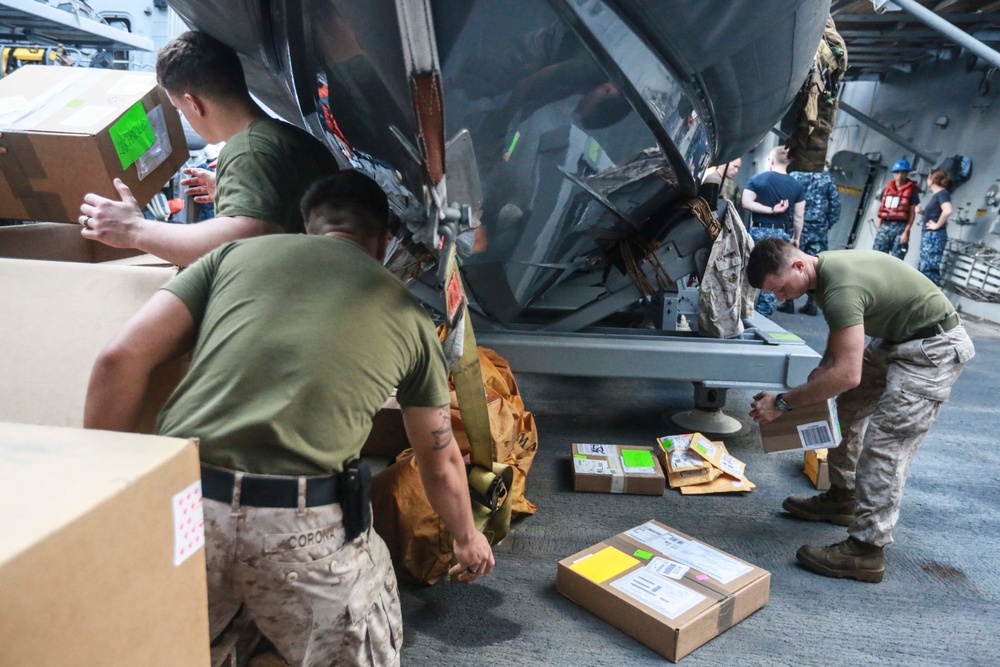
[748,225,791,316]
[872,221,908,259]
[919,229,948,286]
[205,486,401,667]
[828,324,975,547]
[790,170,841,256]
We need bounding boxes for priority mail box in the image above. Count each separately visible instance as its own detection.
[804,448,831,490]
[760,398,842,454]
[572,443,665,496]
[557,520,770,662]
[0,257,182,431]
[657,433,722,488]
[0,422,209,666]
[0,66,188,222]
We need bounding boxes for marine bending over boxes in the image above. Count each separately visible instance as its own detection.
[748,238,974,584]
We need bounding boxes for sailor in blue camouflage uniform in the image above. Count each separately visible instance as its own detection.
[790,170,841,315]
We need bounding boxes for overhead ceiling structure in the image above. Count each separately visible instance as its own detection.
[0,0,153,52]
[833,0,1000,79]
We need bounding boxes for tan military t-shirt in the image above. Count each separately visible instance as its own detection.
[156,235,450,475]
[812,249,954,341]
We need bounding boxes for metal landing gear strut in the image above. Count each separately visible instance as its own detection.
[670,383,747,436]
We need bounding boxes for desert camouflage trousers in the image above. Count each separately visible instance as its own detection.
[828,323,975,547]
[205,489,402,667]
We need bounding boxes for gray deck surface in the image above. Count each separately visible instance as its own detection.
[397,305,1000,667]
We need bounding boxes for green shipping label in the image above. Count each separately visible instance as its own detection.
[109,101,155,170]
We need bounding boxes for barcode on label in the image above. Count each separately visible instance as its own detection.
[798,422,835,449]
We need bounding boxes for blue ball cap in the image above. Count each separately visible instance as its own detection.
[891,159,912,172]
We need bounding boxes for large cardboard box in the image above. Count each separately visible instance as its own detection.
[572,443,665,495]
[0,222,146,263]
[804,448,831,490]
[557,520,770,662]
[759,398,842,453]
[0,422,209,666]
[0,257,182,430]
[0,66,187,222]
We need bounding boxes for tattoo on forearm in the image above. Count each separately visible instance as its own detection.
[431,407,452,451]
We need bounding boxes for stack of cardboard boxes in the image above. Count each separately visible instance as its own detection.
[0,67,209,664]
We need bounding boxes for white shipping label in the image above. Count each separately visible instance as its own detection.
[576,443,616,457]
[670,450,704,470]
[610,568,706,620]
[690,435,718,460]
[797,421,836,450]
[172,480,205,566]
[658,434,692,452]
[718,453,745,478]
[646,556,690,580]
[0,95,31,122]
[669,540,753,584]
[647,531,690,555]
[625,521,670,546]
[60,105,115,128]
[106,73,157,98]
[574,458,612,475]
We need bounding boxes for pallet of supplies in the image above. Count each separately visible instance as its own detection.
[572,443,665,496]
[557,520,770,661]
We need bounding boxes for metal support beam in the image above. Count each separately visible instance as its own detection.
[838,101,939,165]
[892,0,1000,70]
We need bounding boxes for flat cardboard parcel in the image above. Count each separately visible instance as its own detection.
[572,443,665,495]
[557,520,770,661]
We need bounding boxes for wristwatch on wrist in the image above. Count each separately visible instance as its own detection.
[775,393,790,413]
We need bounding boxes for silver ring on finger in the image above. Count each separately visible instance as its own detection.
[82,216,91,229]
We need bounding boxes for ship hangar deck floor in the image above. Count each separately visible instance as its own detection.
[397,306,1000,667]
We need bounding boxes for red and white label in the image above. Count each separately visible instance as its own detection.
[172,481,205,566]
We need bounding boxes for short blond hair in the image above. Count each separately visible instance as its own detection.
[770,146,792,167]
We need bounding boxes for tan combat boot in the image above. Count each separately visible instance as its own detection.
[796,537,884,583]
[782,486,856,526]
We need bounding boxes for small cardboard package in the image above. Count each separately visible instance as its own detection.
[658,433,723,488]
[0,257,181,430]
[557,520,770,662]
[0,422,209,665]
[679,442,755,495]
[0,66,187,222]
[804,448,831,490]
[759,398,842,453]
[572,443,665,496]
